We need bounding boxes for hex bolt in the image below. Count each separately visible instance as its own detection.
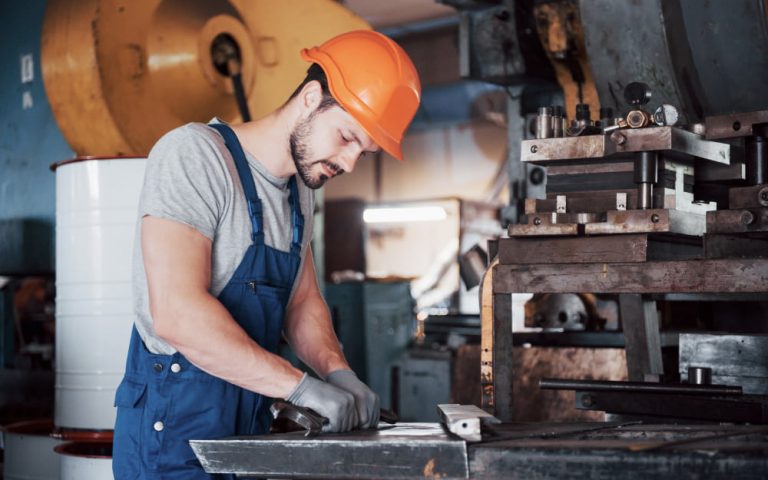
[651,214,660,223]
[741,211,755,225]
[533,217,542,226]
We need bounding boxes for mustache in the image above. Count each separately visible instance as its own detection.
[314,160,344,177]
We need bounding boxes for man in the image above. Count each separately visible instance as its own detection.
[112,30,421,479]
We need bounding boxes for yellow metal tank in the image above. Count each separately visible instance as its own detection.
[41,0,369,156]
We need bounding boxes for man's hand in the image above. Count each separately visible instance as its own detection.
[286,373,359,432]
[326,370,380,429]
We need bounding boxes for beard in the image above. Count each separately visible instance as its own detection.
[289,115,343,190]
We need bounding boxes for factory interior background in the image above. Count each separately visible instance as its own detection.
[1,0,768,478]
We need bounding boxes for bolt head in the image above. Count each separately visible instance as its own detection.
[651,214,660,223]
[533,217,542,226]
[530,145,538,154]
[741,211,755,225]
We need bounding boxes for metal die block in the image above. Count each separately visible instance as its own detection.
[729,184,768,209]
[508,214,579,237]
[522,127,730,165]
[584,209,706,236]
[707,208,768,234]
[498,234,651,264]
[492,258,768,294]
[705,110,768,140]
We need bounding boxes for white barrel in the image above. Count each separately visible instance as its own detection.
[56,442,113,480]
[2,420,62,480]
[55,157,146,430]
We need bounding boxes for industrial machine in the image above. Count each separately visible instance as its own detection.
[191,0,768,477]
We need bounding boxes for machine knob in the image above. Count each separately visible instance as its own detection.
[653,104,679,126]
[624,82,652,106]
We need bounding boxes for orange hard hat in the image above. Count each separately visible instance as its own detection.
[301,30,421,160]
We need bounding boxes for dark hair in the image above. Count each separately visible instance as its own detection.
[287,63,339,112]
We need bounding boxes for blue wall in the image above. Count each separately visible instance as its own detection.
[0,0,73,272]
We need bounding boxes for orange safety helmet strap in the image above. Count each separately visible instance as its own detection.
[301,30,421,160]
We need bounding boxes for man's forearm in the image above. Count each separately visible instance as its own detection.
[153,291,303,398]
[283,294,349,379]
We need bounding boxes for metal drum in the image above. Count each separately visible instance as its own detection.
[54,157,146,430]
[56,441,113,480]
[2,419,62,480]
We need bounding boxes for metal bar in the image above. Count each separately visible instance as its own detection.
[540,378,743,396]
[492,258,768,294]
[574,391,767,423]
[492,293,514,422]
[437,404,500,442]
[619,294,663,382]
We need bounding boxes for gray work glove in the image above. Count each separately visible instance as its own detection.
[326,369,380,429]
[286,373,359,432]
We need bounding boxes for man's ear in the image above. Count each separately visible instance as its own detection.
[297,80,323,118]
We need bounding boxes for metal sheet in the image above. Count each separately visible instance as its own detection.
[190,423,469,479]
[470,424,768,479]
[522,127,729,165]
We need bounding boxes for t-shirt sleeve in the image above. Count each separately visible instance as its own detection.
[139,124,228,240]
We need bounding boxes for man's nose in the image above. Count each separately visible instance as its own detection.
[337,147,362,173]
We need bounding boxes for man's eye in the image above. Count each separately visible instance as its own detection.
[340,133,350,143]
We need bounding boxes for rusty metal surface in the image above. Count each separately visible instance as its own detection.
[707,208,768,234]
[521,127,730,165]
[190,423,469,479]
[508,217,579,237]
[584,209,706,236]
[729,184,768,209]
[492,258,768,294]
[499,235,650,264]
[479,258,497,415]
[705,111,768,140]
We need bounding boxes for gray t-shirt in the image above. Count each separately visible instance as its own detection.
[132,121,315,355]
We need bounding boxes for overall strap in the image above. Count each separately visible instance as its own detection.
[288,176,305,255]
[209,123,264,245]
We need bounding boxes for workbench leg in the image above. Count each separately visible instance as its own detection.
[619,294,663,382]
[493,293,514,421]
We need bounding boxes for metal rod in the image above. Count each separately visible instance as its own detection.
[539,378,743,396]
[745,135,767,185]
[634,151,658,209]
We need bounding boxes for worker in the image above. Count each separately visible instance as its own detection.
[111,30,421,479]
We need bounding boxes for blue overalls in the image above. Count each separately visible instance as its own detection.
[113,123,305,479]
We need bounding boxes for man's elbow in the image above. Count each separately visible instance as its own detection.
[150,298,187,345]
